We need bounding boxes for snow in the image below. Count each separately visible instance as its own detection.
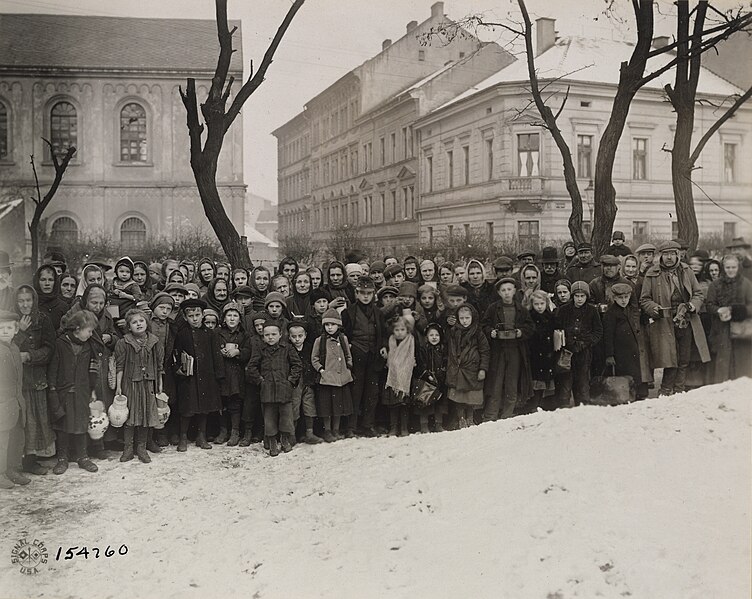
[2,378,750,599]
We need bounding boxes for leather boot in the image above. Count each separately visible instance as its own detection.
[215,423,229,445]
[146,428,162,453]
[135,427,151,463]
[120,426,135,462]
[238,428,253,447]
[156,429,170,447]
[227,413,241,447]
[89,438,107,460]
[267,436,279,457]
[77,457,98,472]
[6,470,31,485]
[52,459,69,475]
[195,432,212,449]
[177,433,188,452]
[280,434,293,453]
[22,455,48,476]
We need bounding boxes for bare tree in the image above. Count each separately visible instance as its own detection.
[664,0,752,250]
[179,0,305,268]
[28,139,76,270]
[325,224,365,263]
[279,232,320,267]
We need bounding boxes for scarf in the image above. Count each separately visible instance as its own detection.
[386,334,415,398]
[714,273,741,308]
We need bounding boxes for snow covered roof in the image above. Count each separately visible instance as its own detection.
[0,198,23,223]
[245,227,277,248]
[436,35,742,112]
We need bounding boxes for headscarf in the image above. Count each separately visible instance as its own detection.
[465,259,488,289]
[419,259,439,284]
[700,259,722,283]
[59,273,78,305]
[33,264,69,330]
[248,266,271,311]
[278,256,299,278]
[288,271,312,318]
[75,264,104,297]
[552,278,572,307]
[622,254,640,284]
[15,284,40,323]
[403,256,422,284]
[519,264,542,310]
[205,277,230,313]
[196,258,217,287]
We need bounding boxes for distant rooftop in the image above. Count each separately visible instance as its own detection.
[0,13,243,74]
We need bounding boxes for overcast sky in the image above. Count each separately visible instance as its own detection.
[1,0,697,203]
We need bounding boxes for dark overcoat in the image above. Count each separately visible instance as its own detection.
[172,325,225,415]
[602,303,652,384]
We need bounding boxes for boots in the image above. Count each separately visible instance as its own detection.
[77,458,98,472]
[146,428,162,453]
[280,434,293,453]
[156,429,170,447]
[267,436,279,457]
[238,427,253,447]
[322,428,336,443]
[215,422,229,445]
[419,416,430,434]
[0,474,14,489]
[227,413,241,447]
[5,470,31,485]
[22,455,48,476]
[52,459,69,475]
[304,429,323,444]
[120,426,135,462]
[177,434,188,452]
[399,411,409,437]
[434,416,444,432]
[135,427,151,463]
[195,432,212,449]
[89,438,107,460]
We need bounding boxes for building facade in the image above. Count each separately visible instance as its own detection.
[414,20,752,249]
[0,14,245,259]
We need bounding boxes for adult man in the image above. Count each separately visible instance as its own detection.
[565,242,601,284]
[634,243,657,276]
[725,237,752,281]
[516,250,536,266]
[369,260,386,290]
[43,250,68,275]
[492,256,514,281]
[640,241,709,396]
[590,255,634,308]
[461,259,497,317]
[607,231,633,257]
[539,246,562,294]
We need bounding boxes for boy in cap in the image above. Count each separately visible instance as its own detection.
[263,292,290,339]
[287,320,323,444]
[634,243,657,276]
[607,231,633,257]
[376,286,399,313]
[441,284,468,330]
[0,310,26,488]
[384,263,405,288]
[239,311,268,446]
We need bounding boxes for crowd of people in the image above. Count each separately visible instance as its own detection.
[1,231,751,488]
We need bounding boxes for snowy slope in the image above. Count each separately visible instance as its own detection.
[1,379,750,599]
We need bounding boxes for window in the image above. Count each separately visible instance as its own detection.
[723,222,736,241]
[517,133,539,176]
[463,223,470,240]
[486,139,494,181]
[380,137,385,166]
[50,216,78,243]
[448,224,454,240]
[391,190,397,221]
[120,216,147,249]
[402,188,409,219]
[402,127,408,160]
[633,138,648,180]
[379,193,385,223]
[632,220,649,244]
[351,201,358,224]
[426,156,433,193]
[724,143,736,183]
[50,101,77,160]
[577,134,592,178]
[447,150,454,188]
[462,145,470,185]
[390,132,396,164]
[518,220,540,246]
[487,222,494,245]
[428,226,433,246]
[363,144,368,171]
[418,50,425,61]
[351,150,358,175]
[0,102,7,159]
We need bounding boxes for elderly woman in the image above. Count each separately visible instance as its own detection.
[705,255,752,382]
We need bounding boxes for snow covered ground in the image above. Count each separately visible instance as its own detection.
[1,378,750,599]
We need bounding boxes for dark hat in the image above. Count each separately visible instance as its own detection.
[321,307,343,326]
[85,255,112,271]
[516,249,536,260]
[570,281,591,297]
[562,241,576,249]
[149,292,175,311]
[494,277,517,289]
[0,309,19,322]
[576,242,593,252]
[181,298,207,312]
[383,264,404,279]
[311,287,332,303]
[202,308,220,321]
[287,317,308,332]
[164,283,188,295]
[691,249,710,261]
[376,285,399,300]
[541,246,559,263]
[231,285,253,298]
[398,281,419,297]
[612,230,625,241]
[44,250,67,268]
[726,237,751,250]
[249,310,267,323]
[672,238,689,250]
[635,243,656,254]
[369,260,386,273]
[611,283,633,296]
[355,276,376,291]
[493,256,514,270]
[600,254,620,266]
[114,256,135,273]
[425,322,444,337]
[0,250,13,269]
[658,241,681,253]
[444,284,468,298]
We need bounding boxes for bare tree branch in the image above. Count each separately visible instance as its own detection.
[689,84,752,164]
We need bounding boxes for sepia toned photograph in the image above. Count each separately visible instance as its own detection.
[0,0,750,597]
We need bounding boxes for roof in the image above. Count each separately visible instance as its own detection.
[702,34,752,89]
[0,198,23,223]
[246,227,278,248]
[0,14,243,74]
[436,35,742,112]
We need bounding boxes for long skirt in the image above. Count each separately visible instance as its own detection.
[24,388,56,456]
[316,385,353,418]
[448,387,484,407]
[123,380,159,428]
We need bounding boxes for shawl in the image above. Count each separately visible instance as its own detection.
[386,333,415,398]
[714,272,742,308]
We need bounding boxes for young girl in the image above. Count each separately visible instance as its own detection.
[149,292,176,447]
[553,279,572,308]
[383,316,417,436]
[239,311,267,446]
[307,266,323,291]
[133,261,153,302]
[311,308,353,442]
[47,310,100,475]
[215,302,251,446]
[114,309,163,463]
[528,290,556,411]
[232,268,249,290]
[202,308,220,330]
[416,284,442,333]
[14,285,56,474]
[446,304,489,429]
[415,322,448,433]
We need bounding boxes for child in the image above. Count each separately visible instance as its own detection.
[440,284,468,331]
[311,308,354,443]
[383,316,417,436]
[109,256,143,322]
[263,292,290,336]
[202,309,219,330]
[47,310,100,475]
[376,286,399,314]
[0,310,25,488]
[149,292,175,446]
[232,268,249,290]
[239,310,266,446]
[288,321,323,444]
[215,302,251,446]
[446,304,489,429]
[603,283,650,400]
[527,290,556,411]
[553,281,602,407]
[415,322,448,432]
[416,284,442,333]
[14,285,56,476]
[481,277,534,421]
[114,309,164,463]
[172,298,225,451]
[246,321,302,456]
[308,287,331,338]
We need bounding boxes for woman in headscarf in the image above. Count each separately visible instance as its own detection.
[287,271,312,318]
[75,264,104,298]
[323,260,353,307]
[195,258,217,294]
[59,273,78,306]
[33,264,69,330]
[248,265,271,311]
[278,256,299,281]
[204,277,230,314]
[403,256,422,284]
[419,259,439,285]
[231,268,249,290]
[438,262,455,287]
[132,260,153,302]
[518,264,555,311]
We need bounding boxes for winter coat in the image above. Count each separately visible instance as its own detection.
[33,266,69,331]
[13,310,55,392]
[246,341,302,403]
[293,339,317,387]
[528,308,556,383]
[215,326,252,397]
[705,274,752,381]
[311,333,354,387]
[461,281,497,319]
[639,261,710,367]
[446,305,490,393]
[416,340,447,389]
[540,268,563,294]
[607,243,633,257]
[114,333,164,386]
[590,274,636,308]
[602,303,651,384]
[342,301,387,369]
[553,302,603,353]
[565,258,601,284]
[0,340,24,431]
[47,333,98,434]
[172,325,225,415]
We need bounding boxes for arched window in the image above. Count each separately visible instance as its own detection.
[50,216,78,243]
[120,216,147,249]
[50,101,78,160]
[0,102,8,159]
[119,103,147,162]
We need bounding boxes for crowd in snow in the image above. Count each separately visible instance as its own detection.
[1,231,751,487]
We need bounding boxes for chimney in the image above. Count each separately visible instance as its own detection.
[382,38,392,51]
[406,20,418,34]
[652,35,670,49]
[431,1,444,19]
[535,17,556,57]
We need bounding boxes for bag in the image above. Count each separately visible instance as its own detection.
[730,319,752,340]
[411,374,442,407]
[590,365,635,406]
[556,349,573,373]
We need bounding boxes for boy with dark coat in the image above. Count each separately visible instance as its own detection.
[287,319,323,444]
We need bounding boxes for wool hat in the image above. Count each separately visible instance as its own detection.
[231,285,253,298]
[249,310,267,323]
[611,283,633,296]
[345,263,363,276]
[398,281,419,297]
[149,292,174,311]
[540,246,559,263]
[493,256,514,270]
[114,256,135,273]
[517,249,536,260]
[495,277,517,289]
[417,284,437,297]
[184,282,201,297]
[726,237,751,250]
[577,242,593,252]
[0,309,19,322]
[202,308,220,321]
[370,260,386,273]
[425,322,444,338]
[377,286,399,300]
[658,241,681,253]
[164,283,188,295]
[181,298,207,312]
[311,287,332,303]
[264,291,286,308]
[612,231,625,241]
[600,254,620,266]
[635,243,657,254]
[445,284,468,298]
[570,281,591,297]
[222,301,244,317]
[355,275,376,291]
[287,317,308,333]
[383,264,404,279]
[321,307,342,326]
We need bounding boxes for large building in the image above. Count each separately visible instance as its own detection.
[414,20,752,249]
[273,2,514,255]
[0,14,246,259]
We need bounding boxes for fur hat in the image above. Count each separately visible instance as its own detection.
[570,281,591,297]
[321,308,342,326]
[612,230,625,241]
[311,287,332,303]
[180,298,207,312]
[222,301,244,317]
